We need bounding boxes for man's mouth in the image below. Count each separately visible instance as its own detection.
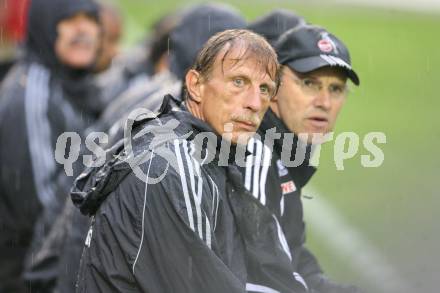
[233,120,257,131]
[307,116,329,129]
[69,35,95,48]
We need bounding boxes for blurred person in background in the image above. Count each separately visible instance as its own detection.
[247,9,306,46]
[0,0,30,84]
[240,24,363,293]
[93,1,123,74]
[97,10,181,105]
[0,0,100,291]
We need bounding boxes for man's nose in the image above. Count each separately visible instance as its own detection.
[245,85,265,112]
[313,88,331,111]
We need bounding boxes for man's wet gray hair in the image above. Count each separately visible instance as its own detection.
[185,29,281,100]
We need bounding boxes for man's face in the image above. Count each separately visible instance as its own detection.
[55,13,100,69]
[196,45,277,145]
[272,66,348,143]
[94,9,122,72]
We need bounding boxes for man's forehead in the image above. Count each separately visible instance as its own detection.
[215,43,277,81]
[61,11,97,23]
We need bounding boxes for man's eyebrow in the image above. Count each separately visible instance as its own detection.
[261,79,276,86]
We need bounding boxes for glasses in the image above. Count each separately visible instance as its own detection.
[290,76,348,99]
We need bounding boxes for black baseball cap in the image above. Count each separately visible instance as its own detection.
[275,25,360,85]
[169,3,246,80]
[247,9,305,46]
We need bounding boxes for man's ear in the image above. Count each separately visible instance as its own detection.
[185,69,203,103]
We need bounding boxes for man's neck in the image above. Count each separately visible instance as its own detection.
[185,98,205,121]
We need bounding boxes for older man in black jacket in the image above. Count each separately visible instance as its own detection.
[0,0,101,291]
[72,29,308,293]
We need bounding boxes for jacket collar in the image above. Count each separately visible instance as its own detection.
[153,95,248,166]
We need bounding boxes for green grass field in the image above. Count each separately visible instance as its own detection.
[115,1,440,292]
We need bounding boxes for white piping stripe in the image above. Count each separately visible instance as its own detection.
[183,142,203,240]
[36,66,56,203]
[209,176,220,231]
[244,137,255,191]
[320,54,352,70]
[25,64,56,207]
[246,283,280,293]
[320,54,336,66]
[252,140,263,200]
[210,177,216,216]
[205,214,211,249]
[293,272,308,290]
[132,149,155,274]
[35,66,54,174]
[259,144,271,206]
[174,140,195,231]
[280,196,285,217]
[272,215,292,261]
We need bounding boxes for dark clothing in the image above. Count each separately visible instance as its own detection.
[97,70,181,142]
[73,96,308,293]
[94,49,152,106]
[22,73,181,293]
[0,59,15,85]
[0,0,99,291]
[25,0,98,71]
[0,61,97,292]
[239,109,363,293]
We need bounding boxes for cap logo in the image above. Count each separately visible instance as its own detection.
[318,32,339,54]
[317,39,333,53]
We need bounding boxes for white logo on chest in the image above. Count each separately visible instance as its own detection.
[276,159,288,177]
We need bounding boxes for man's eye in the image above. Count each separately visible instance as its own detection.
[260,85,268,94]
[233,78,245,87]
[329,84,345,94]
[302,78,316,88]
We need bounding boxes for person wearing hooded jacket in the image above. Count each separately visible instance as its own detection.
[0,0,101,291]
[72,29,309,293]
[239,25,364,293]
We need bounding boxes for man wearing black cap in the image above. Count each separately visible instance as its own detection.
[240,25,362,293]
[0,0,100,291]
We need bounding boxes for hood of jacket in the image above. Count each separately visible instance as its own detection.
[25,0,99,70]
[26,0,101,116]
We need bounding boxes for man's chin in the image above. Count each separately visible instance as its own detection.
[301,131,331,145]
[61,55,96,70]
[229,132,255,146]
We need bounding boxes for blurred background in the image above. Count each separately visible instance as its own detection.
[1,0,439,292]
[113,1,440,292]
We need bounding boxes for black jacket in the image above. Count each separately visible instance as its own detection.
[239,109,363,293]
[72,96,308,293]
[23,78,182,293]
[22,73,182,293]
[0,0,99,291]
